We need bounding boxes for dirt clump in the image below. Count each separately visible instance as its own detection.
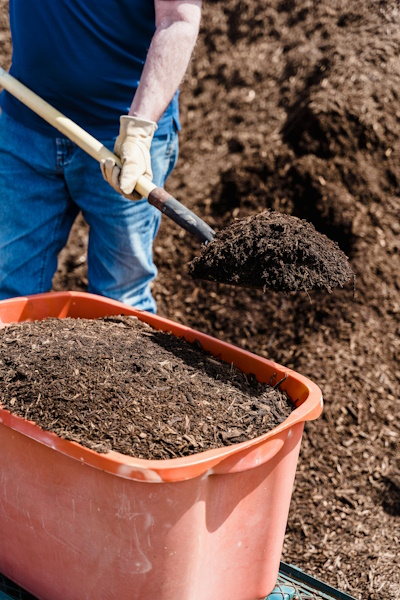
[189,210,354,293]
[0,316,294,460]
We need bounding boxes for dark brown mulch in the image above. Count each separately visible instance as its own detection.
[0,316,294,460]
[188,210,354,292]
[1,0,400,597]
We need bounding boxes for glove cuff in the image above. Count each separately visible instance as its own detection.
[120,115,158,138]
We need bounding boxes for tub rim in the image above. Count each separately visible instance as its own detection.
[0,291,323,482]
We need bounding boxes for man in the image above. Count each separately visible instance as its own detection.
[0,0,202,313]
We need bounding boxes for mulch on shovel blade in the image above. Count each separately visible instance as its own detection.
[0,316,294,460]
[188,210,354,293]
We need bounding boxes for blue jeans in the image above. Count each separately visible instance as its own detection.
[0,112,178,312]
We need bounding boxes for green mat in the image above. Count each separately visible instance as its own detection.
[0,562,356,600]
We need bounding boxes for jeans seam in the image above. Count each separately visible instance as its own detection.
[166,136,179,181]
[38,212,64,293]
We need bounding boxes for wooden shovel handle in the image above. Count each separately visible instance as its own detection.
[0,67,215,243]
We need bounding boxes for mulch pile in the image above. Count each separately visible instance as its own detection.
[1,0,399,598]
[189,210,354,292]
[0,316,293,459]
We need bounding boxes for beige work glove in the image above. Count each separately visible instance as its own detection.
[101,115,157,200]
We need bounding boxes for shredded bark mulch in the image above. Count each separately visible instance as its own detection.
[0,316,294,460]
[188,210,354,293]
[2,0,400,596]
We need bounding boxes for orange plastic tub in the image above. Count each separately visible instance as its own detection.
[0,292,323,600]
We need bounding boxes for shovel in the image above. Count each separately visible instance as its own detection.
[0,67,215,245]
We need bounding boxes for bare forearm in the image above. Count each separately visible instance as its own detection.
[129,0,202,122]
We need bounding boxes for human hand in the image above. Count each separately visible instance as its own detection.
[101,115,157,200]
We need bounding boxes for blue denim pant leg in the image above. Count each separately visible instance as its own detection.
[64,131,179,313]
[0,111,178,312]
[0,112,79,299]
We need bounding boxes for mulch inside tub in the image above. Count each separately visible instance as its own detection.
[0,316,294,459]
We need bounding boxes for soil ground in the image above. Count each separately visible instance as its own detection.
[1,1,399,598]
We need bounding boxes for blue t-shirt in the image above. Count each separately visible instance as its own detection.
[1,0,180,138]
